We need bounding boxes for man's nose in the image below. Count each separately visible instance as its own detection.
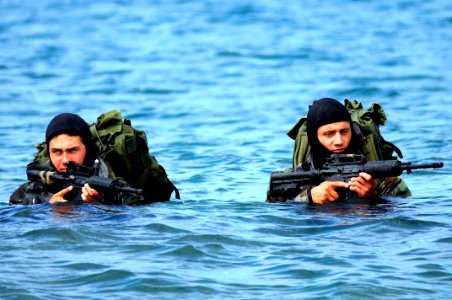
[333,133,343,144]
[62,152,69,164]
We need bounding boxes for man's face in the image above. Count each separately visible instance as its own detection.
[48,134,86,172]
[317,121,352,153]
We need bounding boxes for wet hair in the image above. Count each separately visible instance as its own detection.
[45,113,97,166]
[306,98,357,168]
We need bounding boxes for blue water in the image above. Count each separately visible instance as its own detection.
[1,0,451,299]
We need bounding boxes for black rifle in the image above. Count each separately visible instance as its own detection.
[269,154,444,198]
[26,161,143,201]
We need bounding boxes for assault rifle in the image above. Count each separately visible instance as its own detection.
[26,161,143,201]
[269,154,444,198]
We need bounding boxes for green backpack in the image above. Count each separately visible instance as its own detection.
[287,99,403,170]
[31,109,179,202]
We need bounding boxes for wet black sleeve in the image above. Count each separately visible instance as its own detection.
[9,183,27,205]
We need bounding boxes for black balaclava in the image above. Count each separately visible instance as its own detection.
[45,113,96,168]
[306,98,356,168]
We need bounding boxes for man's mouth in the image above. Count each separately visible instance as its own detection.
[332,148,345,153]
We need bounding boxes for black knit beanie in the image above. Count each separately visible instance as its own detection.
[45,113,96,166]
[306,98,353,167]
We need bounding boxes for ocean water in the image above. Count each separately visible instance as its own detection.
[1,0,451,299]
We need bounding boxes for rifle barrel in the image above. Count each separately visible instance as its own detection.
[402,162,444,170]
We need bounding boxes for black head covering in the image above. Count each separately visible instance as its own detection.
[45,113,96,166]
[306,98,355,168]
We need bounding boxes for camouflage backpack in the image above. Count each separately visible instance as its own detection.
[287,99,403,170]
[31,109,179,202]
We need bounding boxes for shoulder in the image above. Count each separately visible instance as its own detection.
[9,183,28,205]
[9,181,52,205]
